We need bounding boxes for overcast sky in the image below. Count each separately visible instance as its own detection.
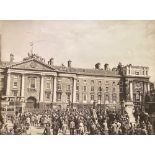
[0,20,155,81]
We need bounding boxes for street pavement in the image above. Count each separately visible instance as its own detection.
[6,120,70,135]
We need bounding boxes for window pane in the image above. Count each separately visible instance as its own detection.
[67,85,70,90]
[83,86,86,91]
[76,85,79,91]
[46,93,50,99]
[91,95,94,101]
[76,93,79,102]
[30,78,35,88]
[46,82,51,89]
[13,82,18,87]
[57,93,61,101]
[57,84,61,90]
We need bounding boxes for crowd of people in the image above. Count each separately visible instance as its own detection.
[0,105,153,135]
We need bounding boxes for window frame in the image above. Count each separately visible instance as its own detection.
[29,77,36,89]
[57,92,62,101]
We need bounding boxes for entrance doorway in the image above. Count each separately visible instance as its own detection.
[26,96,38,109]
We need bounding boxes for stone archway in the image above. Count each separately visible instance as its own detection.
[26,96,38,109]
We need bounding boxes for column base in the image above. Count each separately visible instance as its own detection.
[125,102,136,123]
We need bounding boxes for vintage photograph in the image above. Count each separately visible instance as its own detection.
[0,20,155,135]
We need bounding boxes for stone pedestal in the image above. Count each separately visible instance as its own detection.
[125,102,136,123]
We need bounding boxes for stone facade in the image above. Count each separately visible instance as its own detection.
[0,53,151,112]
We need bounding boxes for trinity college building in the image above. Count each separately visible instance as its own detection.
[0,53,150,112]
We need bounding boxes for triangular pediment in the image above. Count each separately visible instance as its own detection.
[7,59,55,71]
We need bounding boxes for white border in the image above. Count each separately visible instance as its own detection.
[0,0,154,19]
[0,0,155,155]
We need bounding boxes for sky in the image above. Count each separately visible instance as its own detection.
[0,20,155,81]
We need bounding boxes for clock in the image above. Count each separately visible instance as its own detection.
[30,61,37,68]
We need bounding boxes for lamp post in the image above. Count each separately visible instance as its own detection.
[121,100,125,115]
[100,97,102,115]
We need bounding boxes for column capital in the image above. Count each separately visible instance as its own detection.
[40,73,45,77]
[7,72,11,75]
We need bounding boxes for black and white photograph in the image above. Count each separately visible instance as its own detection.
[0,20,155,135]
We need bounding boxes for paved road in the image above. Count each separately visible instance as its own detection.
[6,121,70,135]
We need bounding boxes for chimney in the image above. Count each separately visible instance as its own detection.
[10,53,14,63]
[95,63,101,69]
[68,60,72,68]
[104,63,109,70]
[48,58,54,66]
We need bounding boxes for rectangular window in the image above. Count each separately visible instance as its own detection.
[57,93,61,101]
[67,93,70,102]
[91,95,94,101]
[67,85,71,91]
[76,85,79,91]
[12,90,18,96]
[13,81,18,88]
[76,93,79,102]
[98,87,102,92]
[46,82,51,89]
[135,72,139,75]
[83,86,87,92]
[98,95,101,101]
[91,86,94,91]
[57,84,61,90]
[46,92,51,100]
[29,78,36,89]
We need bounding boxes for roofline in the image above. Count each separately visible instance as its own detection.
[6,58,57,71]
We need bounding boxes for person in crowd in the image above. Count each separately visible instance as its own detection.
[52,120,59,135]
[43,123,51,135]
[62,120,68,135]
[69,119,75,135]
[0,103,154,135]
[79,120,84,135]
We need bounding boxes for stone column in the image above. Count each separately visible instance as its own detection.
[53,76,57,103]
[129,81,133,102]
[21,74,25,97]
[73,78,76,103]
[147,82,150,93]
[40,75,44,102]
[6,72,11,96]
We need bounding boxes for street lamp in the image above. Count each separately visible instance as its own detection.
[121,100,125,115]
